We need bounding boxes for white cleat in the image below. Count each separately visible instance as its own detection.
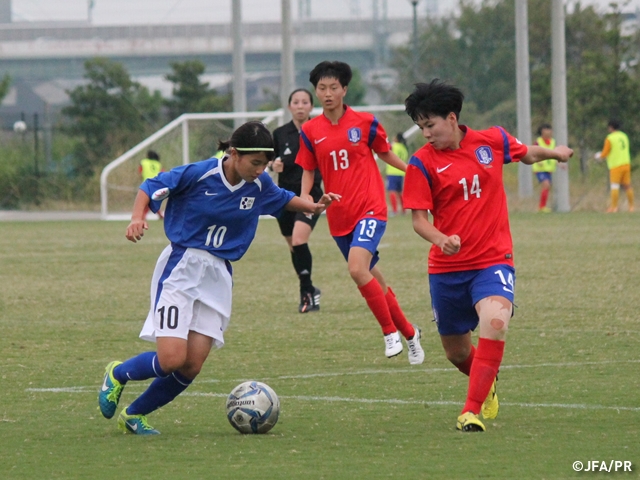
[406,325,425,365]
[384,331,403,358]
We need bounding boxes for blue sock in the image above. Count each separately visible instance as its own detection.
[113,352,167,384]
[127,371,193,416]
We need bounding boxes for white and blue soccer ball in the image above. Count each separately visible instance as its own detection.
[226,380,280,434]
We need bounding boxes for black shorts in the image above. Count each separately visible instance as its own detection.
[277,184,323,237]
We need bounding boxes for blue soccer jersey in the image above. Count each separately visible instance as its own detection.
[140,157,295,261]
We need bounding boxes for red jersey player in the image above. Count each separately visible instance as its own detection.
[402,80,573,432]
[296,61,424,365]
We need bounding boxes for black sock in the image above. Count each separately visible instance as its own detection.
[292,243,313,294]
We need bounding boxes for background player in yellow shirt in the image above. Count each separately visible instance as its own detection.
[386,133,409,216]
[595,119,634,213]
[139,150,164,219]
[532,124,557,213]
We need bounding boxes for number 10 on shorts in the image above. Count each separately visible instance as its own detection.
[157,305,179,329]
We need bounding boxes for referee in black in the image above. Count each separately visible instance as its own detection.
[272,88,324,313]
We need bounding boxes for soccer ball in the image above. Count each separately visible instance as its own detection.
[226,380,280,434]
[13,120,27,133]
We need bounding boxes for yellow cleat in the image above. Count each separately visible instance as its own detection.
[481,377,499,419]
[456,411,486,432]
[538,206,552,213]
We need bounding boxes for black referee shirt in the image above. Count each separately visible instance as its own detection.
[272,120,322,193]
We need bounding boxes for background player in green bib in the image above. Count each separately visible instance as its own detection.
[595,119,634,213]
[532,124,557,213]
[139,150,164,219]
[386,133,409,216]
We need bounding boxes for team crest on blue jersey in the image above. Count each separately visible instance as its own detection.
[152,187,170,201]
[240,197,255,210]
[475,146,494,165]
[347,127,361,143]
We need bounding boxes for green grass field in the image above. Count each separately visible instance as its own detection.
[0,213,638,479]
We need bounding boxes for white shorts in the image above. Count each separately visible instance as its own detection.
[139,244,233,348]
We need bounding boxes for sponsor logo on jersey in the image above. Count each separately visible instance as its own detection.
[475,146,494,165]
[151,187,170,201]
[240,197,255,210]
[347,127,362,143]
[436,163,453,173]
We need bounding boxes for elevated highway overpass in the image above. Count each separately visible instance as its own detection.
[0,19,412,80]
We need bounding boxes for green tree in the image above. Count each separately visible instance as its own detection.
[390,0,640,161]
[0,75,10,104]
[345,68,367,106]
[63,57,163,175]
[164,60,231,118]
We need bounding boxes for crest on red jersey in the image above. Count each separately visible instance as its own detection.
[347,127,361,143]
[475,146,493,165]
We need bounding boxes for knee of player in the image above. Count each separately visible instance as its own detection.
[489,317,508,334]
[444,346,471,365]
[347,264,368,283]
[179,362,203,380]
[157,351,187,374]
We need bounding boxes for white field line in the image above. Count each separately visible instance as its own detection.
[22,387,640,412]
[24,359,640,413]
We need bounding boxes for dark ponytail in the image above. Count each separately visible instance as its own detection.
[217,121,275,161]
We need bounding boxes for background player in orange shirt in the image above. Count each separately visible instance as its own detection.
[594,119,634,212]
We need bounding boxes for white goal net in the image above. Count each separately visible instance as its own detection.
[100,105,418,220]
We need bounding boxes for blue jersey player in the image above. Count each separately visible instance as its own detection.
[98,121,340,435]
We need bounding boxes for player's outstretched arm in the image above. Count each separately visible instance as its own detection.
[411,209,461,256]
[377,150,407,172]
[126,189,151,243]
[521,145,574,165]
[299,169,315,203]
[285,193,341,216]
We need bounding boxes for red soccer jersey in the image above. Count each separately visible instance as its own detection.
[402,125,529,274]
[296,106,390,236]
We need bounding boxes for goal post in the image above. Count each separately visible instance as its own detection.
[100,105,416,220]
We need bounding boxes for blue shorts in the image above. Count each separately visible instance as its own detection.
[536,172,552,184]
[333,218,387,270]
[429,264,515,336]
[387,175,404,192]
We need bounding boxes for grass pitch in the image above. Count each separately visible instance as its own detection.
[0,212,638,479]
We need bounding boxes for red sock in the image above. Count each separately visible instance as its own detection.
[461,338,504,415]
[389,193,398,214]
[539,188,549,208]
[384,287,415,339]
[358,278,396,335]
[454,344,476,376]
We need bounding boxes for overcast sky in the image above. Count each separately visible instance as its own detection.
[10,0,640,25]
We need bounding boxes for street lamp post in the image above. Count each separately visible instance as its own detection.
[410,0,419,80]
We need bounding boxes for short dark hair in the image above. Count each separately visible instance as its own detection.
[404,79,464,122]
[537,123,552,136]
[147,150,160,160]
[395,132,406,145]
[288,88,313,105]
[217,121,275,161]
[608,119,621,130]
[309,61,352,88]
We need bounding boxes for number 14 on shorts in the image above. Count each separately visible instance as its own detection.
[494,269,514,294]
